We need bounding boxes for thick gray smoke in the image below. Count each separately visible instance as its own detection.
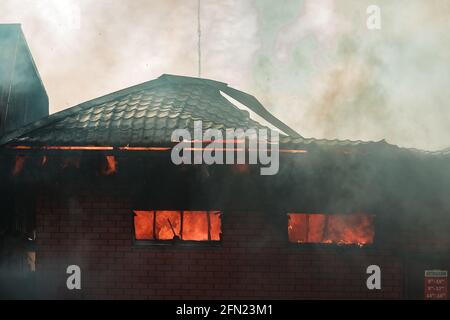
[0,0,449,151]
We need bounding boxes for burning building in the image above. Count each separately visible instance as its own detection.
[0,24,449,300]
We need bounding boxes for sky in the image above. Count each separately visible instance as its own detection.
[1,0,449,151]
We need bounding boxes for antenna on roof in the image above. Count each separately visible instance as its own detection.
[197,0,202,78]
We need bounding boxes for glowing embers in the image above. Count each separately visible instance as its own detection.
[101,156,117,176]
[133,210,222,242]
[10,154,118,176]
[12,155,26,176]
[287,213,374,246]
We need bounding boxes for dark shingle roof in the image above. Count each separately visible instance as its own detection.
[0,73,448,157]
[1,74,281,147]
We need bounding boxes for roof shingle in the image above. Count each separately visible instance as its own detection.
[1,74,448,157]
[6,75,270,147]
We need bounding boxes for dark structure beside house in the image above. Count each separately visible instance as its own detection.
[0,24,48,136]
[0,25,449,300]
[0,24,48,299]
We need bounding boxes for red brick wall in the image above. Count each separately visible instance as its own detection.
[35,194,404,299]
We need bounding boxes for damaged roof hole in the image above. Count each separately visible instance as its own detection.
[220,91,280,132]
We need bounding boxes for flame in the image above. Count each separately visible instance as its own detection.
[209,211,222,241]
[172,139,246,143]
[182,211,222,241]
[42,146,113,150]
[10,145,167,151]
[12,156,26,176]
[155,210,182,240]
[182,211,209,241]
[133,210,221,241]
[280,149,308,154]
[134,211,154,240]
[288,213,374,246]
[185,148,245,152]
[9,145,307,154]
[118,146,171,151]
[102,155,117,175]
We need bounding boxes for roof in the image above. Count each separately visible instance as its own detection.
[0,74,301,147]
[0,24,48,135]
[0,73,448,157]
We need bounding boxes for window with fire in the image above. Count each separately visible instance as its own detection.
[287,213,375,247]
[133,210,222,243]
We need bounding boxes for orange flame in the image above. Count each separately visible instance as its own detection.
[12,156,26,176]
[288,213,374,246]
[101,156,117,176]
[10,145,168,151]
[133,210,221,241]
[118,146,171,151]
[134,211,154,240]
[209,211,222,241]
[9,145,307,154]
[280,149,308,154]
[155,210,182,240]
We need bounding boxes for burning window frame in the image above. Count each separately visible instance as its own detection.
[132,210,223,246]
[287,213,376,248]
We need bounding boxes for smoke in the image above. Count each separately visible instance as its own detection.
[0,0,449,151]
[250,0,450,151]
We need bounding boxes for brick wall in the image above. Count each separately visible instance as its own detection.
[35,194,404,299]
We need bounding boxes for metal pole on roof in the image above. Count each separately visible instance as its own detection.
[197,0,202,78]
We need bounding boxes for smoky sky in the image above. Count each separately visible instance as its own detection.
[0,0,449,151]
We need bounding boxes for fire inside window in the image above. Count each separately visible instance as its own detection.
[287,213,375,246]
[133,210,222,242]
